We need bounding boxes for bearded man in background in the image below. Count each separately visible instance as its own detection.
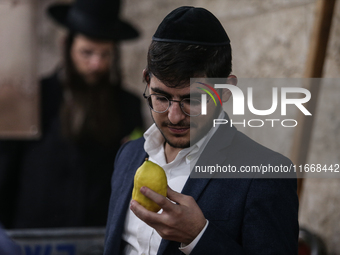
[0,0,144,228]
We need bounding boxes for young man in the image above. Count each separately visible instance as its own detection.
[104,6,298,255]
[0,0,143,228]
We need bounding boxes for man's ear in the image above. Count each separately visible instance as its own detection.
[142,69,150,84]
[221,75,238,102]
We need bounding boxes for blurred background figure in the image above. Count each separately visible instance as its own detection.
[0,0,143,229]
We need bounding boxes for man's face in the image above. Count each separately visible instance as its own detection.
[148,76,220,149]
[70,34,114,85]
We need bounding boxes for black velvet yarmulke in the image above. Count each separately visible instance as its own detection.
[152,6,230,46]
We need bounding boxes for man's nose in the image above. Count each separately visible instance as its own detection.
[167,101,186,124]
[89,55,103,70]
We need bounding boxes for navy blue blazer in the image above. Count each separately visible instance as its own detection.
[104,121,299,255]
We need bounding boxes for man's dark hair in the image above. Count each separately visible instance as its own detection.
[145,41,232,88]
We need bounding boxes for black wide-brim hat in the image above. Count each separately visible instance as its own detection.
[48,0,139,41]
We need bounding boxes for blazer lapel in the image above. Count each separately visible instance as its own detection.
[116,151,148,219]
[158,115,237,254]
[182,118,237,199]
[105,149,148,254]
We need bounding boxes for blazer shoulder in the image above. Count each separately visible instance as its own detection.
[233,130,292,165]
[116,137,145,159]
[113,137,147,176]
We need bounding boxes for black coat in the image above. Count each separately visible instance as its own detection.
[0,71,144,229]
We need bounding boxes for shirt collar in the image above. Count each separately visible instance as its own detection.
[143,111,225,166]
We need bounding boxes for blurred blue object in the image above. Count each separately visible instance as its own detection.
[6,227,105,255]
[0,225,21,255]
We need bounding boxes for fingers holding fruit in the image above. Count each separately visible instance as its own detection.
[132,158,167,212]
[131,185,206,244]
[131,159,206,244]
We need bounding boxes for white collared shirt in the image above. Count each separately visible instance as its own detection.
[122,111,224,255]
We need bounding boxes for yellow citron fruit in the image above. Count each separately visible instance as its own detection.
[132,158,167,212]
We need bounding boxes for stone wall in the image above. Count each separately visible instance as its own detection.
[0,0,39,137]
[17,0,340,253]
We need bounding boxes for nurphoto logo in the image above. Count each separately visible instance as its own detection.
[194,79,312,128]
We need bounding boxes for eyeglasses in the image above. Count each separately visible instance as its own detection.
[143,85,203,117]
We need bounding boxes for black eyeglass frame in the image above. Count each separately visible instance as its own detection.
[142,84,204,117]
